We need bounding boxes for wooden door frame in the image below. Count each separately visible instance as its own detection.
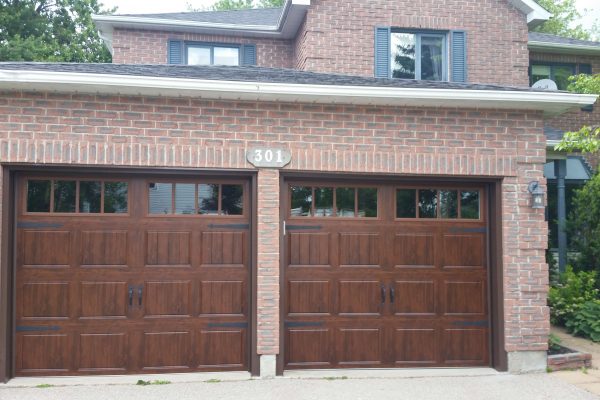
[277,171,507,374]
[0,164,260,382]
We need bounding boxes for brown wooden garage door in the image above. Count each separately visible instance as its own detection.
[15,174,251,376]
[283,181,490,369]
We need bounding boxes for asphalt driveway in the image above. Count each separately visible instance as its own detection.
[1,374,598,400]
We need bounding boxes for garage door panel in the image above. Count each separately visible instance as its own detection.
[337,328,382,365]
[142,331,192,370]
[286,329,331,367]
[288,233,330,267]
[146,231,191,267]
[393,233,435,269]
[199,280,245,316]
[393,329,437,365]
[80,282,128,319]
[338,281,383,316]
[339,233,381,268]
[78,333,128,372]
[144,281,192,318]
[197,329,246,369]
[288,280,331,315]
[442,328,488,365]
[444,280,486,315]
[21,282,70,319]
[19,334,71,373]
[393,280,436,315]
[443,234,486,269]
[201,232,246,267]
[22,230,71,267]
[81,231,128,267]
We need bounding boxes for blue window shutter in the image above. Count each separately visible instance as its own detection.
[168,40,183,64]
[450,31,467,83]
[242,44,257,66]
[374,27,391,78]
[578,63,592,75]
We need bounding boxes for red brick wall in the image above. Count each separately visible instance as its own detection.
[293,0,530,85]
[112,28,294,68]
[530,51,600,132]
[0,90,548,355]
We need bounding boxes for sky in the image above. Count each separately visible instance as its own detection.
[100,0,600,33]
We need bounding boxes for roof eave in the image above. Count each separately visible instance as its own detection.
[0,69,596,117]
[508,0,552,27]
[92,0,311,52]
[528,41,600,55]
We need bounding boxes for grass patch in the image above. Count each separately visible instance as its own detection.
[324,376,348,381]
[35,384,54,388]
[136,379,171,386]
[546,367,553,373]
[205,379,222,383]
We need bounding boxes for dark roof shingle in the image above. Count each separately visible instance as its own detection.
[117,7,283,26]
[0,62,549,92]
[529,32,600,48]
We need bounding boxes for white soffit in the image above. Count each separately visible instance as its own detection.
[508,0,552,27]
[528,41,600,55]
[0,69,596,117]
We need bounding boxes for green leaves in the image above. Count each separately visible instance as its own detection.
[565,300,600,342]
[532,0,592,40]
[548,266,599,325]
[187,0,284,11]
[0,0,114,62]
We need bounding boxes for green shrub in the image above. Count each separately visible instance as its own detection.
[548,266,598,325]
[548,333,562,352]
[565,300,600,342]
[567,172,600,276]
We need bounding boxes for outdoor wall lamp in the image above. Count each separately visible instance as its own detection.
[528,181,545,209]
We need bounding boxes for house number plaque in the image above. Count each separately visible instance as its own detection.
[246,147,291,168]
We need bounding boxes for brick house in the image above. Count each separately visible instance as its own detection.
[0,0,597,381]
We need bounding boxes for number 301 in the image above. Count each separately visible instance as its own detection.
[254,149,284,163]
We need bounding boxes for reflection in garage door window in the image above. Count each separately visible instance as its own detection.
[314,188,333,216]
[79,181,101,213]
[358,188,378,217]
[175,183,196,214]
[396,189,416,218]
[26,179,128,214]
[221,185,243,215]
[439,190,458,219]
[291,186,312,216]
[336,188,355,217]
[27,180,51,212]
[54,181,76,213]
[104,182,128,214]
[460,191,480,219]
[198,184,219,215]
[149,183,173,214]
[419,189,438,218]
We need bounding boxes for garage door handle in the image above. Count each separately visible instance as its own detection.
[389,285,395,304]
[380,284,386,304]
[128,286,134,306]
[138,286,143,306]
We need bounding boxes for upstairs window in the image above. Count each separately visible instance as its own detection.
[375,28,466,82]
[529,63,592,91]
[391,32,447,81]
[168,39,256,66]
[187,44,240,66]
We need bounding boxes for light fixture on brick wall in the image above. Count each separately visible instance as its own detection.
[528,181,545,209]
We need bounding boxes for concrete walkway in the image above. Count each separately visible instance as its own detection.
[552,325,600,396]
[1,374,597,400]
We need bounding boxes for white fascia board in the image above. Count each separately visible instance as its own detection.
[0,69,596,117]
[528,41,600,55]
[92,0,310,41]
[508,0,551,27]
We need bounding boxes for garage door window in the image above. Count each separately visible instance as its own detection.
[149,182,243,215]
[396,188,480,220]
[290,186,378,218]
[26,179,128,214]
